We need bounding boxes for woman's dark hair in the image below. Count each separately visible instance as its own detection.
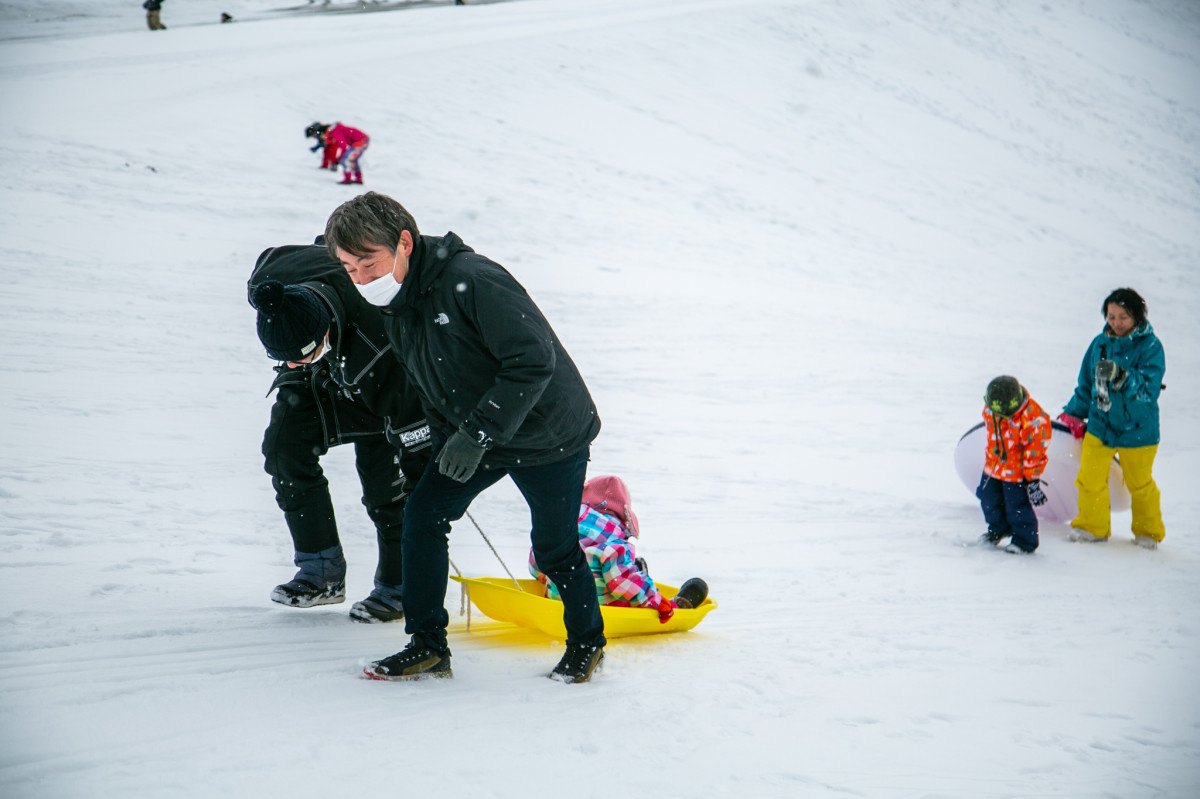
[1102,287,1147,328]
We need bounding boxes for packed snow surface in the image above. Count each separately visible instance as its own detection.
[2,1,1199,797]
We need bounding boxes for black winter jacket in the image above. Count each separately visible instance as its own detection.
[382,233,600,468]
[248,242,429,451]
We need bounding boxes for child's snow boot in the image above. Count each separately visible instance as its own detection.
[673,577,709,609]
[978,530,1007,547]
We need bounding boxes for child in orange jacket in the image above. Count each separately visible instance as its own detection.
[977,375,1051,553]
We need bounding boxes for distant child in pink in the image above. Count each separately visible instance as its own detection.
[324,122,369,185]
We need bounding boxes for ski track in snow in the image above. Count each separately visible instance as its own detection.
[2,1,1200,797]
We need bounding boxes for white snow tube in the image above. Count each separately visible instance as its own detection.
[954,421,1131,524]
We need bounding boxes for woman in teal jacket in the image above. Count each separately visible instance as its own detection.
[1057,288,1166,548]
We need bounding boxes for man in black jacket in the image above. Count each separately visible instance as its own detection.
[324,192,606,683]
[248,241,431,623]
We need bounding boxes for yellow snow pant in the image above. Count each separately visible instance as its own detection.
[1071,433,1165,542]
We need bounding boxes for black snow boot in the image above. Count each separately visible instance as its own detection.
[549,642,604,684]
[349,584,405,623]
[673,577,709,609]
[363,634,452,681]
[978,530,1007,547]
[270,545,347,607]
[271,577,346,607]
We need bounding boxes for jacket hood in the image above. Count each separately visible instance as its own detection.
[383,232,471,315]
[1104,320,1154,340]
[410,232,469,291]
[582,475,640,537]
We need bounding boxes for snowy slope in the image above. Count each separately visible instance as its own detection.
[2,1,1199,796]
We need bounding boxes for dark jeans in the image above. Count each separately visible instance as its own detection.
[402,446,605,652]
[977,473,1039,552]
[262,372,423,585]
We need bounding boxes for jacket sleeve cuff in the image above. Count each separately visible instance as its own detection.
[458,422,495,451]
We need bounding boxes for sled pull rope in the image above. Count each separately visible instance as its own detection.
[465,510,523,591]
[448,557,467,623]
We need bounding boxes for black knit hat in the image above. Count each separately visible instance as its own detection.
[984,375,1027,418]
[249,280,331,362]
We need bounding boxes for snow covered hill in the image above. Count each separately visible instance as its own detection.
[1,1,1198,796]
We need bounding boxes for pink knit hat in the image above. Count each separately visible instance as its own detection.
[581,475,640,537]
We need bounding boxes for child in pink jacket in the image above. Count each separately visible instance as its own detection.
[324,122,369,185]
[530,475,696,623]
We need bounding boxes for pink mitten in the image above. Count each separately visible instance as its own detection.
[1057,412,1086,440]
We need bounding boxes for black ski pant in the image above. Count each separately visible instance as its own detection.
[262,372,422,586]
[401,444,605,653]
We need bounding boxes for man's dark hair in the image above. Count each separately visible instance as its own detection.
[1102,287,1147,328]
[324,192,421,262]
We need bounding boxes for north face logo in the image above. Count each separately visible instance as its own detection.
[433,312,450,326]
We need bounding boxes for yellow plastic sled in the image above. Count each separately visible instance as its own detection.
[450,576,717,639]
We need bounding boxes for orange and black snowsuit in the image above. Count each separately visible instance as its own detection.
[977,392,1051,552]
[983,396,1051,483]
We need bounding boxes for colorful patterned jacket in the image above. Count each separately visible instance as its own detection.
[983,394,1051,482]
[530,505,665,607]
[530,476,665,609]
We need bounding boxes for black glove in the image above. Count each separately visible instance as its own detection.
[435,429,488,483]
[1025,479,1048,507]
[1096,359,1126,386]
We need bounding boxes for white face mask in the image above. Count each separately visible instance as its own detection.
[356,271,402,306]
[312,334,331,363]
[355,247,403,306]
